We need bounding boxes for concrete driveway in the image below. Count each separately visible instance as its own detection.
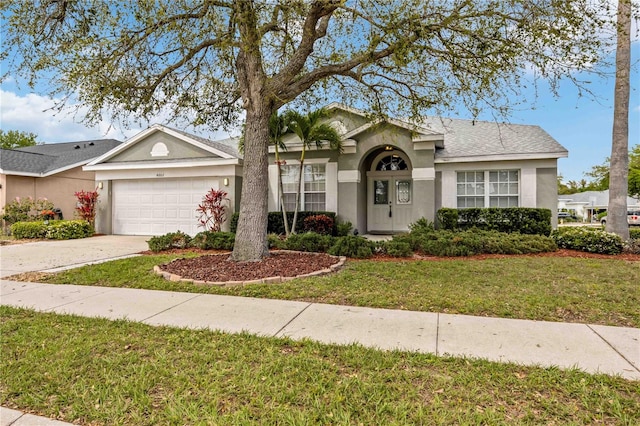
[0,235,150,278]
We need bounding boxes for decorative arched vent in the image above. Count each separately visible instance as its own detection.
[150,142,169,157]
[375,155,408,171]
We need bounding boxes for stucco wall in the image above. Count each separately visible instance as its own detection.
[2,167,96,221]
[536,167,559,224]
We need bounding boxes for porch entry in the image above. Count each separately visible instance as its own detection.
[367,150,412,233]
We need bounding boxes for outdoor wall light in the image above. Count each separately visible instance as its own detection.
[98,182,103,189]
[223,178,229,186]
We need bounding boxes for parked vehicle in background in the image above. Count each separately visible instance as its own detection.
[558,212,577,220]
[600,210,640,226]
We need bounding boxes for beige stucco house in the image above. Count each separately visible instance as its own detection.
[1,140,122,224]
[85,104,566,236]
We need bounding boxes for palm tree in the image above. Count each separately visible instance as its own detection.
[269,112,291,236]
[283,108,342,234]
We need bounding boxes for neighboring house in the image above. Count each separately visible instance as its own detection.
[86,104,566,236]
[558,190,640,222]
[1,139,122,223]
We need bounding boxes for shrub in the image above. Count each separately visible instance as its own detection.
[551,227,623,255]
[302,214,334,235]
[336,220,353,237]
[409,228,556,257]
[196,189,229,232]
[74,190,99,228]
[630,228,640,240]
[191,231,235,250]
[436,207,552,236]
[268,233,285,249]
[378,240,413,257]
[282,232,335,253]
[45,220,94,239]
[409,217,435,233]
[436,208,458,230]
[147,231,192,252]
[10,220,93,239]
[328,235,374,258]
[10,221,48,239]
[624,239,640,254]
[2,197,55,226]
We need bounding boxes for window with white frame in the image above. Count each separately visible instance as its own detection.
[281,164,326,211]
[457,170,519,208]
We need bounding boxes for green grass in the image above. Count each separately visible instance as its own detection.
[31,253,640,328]
[2,306,639,425]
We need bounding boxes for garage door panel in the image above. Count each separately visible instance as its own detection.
[113,178,218,236]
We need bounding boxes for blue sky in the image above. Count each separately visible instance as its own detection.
[1,41,638,184]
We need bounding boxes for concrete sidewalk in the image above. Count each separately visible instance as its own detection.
[2,280,639,381]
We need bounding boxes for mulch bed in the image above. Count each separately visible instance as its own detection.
[159,251,340,282]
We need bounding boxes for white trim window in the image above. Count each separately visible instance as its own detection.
[457,170,519,208]
[281,164,326,211]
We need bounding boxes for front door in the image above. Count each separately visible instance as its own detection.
[367,151,413,233]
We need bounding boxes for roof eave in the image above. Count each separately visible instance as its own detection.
[435,151,568,163]
[84,158,242,171]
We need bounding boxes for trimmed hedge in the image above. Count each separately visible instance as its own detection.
[10,220,94,240]
[551,227,623,255]
[630,228,640,240]
[436,207,552,236]
[230,211,338,235]
[394,228,557,257]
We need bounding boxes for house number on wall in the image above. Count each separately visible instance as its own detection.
[156,172,164,177]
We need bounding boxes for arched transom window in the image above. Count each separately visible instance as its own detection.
[375,155,408,171]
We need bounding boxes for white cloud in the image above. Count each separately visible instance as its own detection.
[0,89,136,142]
[0,89,240,143]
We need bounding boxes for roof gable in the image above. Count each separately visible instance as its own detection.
[325,103,442,144]
[87,124,241,166]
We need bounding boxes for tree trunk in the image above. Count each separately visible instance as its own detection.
[231,109,271,261]
[607,0,631,241]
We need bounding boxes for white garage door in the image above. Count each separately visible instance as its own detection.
[112,178,218,236]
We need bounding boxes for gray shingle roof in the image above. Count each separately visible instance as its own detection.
[1,139,122,175]
[414,118,567,159]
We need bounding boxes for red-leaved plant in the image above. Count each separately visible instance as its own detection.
[74,189,99,228]
[196,189,229,232]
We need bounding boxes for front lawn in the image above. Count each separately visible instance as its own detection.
[25,253,640,327]
[2,307,638,425]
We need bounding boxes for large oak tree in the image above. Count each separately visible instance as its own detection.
[2,0,607,260]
